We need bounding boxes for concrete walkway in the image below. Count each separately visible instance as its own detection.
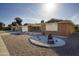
[0,36,10,56]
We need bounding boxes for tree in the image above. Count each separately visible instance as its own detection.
[0,22,5,30]
[24,23,28,26]
[12,22,17,26]
[7,24,12,30]
[75,24,79,32]
[8,24,12,27]
[15,17,22,25]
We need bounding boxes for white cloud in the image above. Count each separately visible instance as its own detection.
[22,17,41,25]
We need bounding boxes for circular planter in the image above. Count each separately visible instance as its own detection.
[29,36,66,48]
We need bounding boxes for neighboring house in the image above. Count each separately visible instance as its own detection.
[11,26,22,31]
[11,23,22,31]
[11,19,75,36]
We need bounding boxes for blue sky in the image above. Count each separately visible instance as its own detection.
[0,3,79,26]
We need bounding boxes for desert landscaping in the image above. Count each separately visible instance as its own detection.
[0,31,79,56]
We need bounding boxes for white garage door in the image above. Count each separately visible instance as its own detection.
[46,23,58,31]
[22,26,28,32]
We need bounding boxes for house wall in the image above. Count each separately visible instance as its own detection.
[11,26,22,31]
[28,26,41,32]
[22,26,28,32]
[58,23,75,36]
[45,23,58,31]
[44,22,75,36]
[41,23,46,32]
[11,22,75,36]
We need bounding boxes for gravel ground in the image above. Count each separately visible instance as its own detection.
[1,35,57,56]
[1,32,79,56]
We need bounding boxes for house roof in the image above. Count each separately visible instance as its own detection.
[46,18,74,25]
[28,23,41,27]
[46,18,63,23]
[58,20,73,24]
